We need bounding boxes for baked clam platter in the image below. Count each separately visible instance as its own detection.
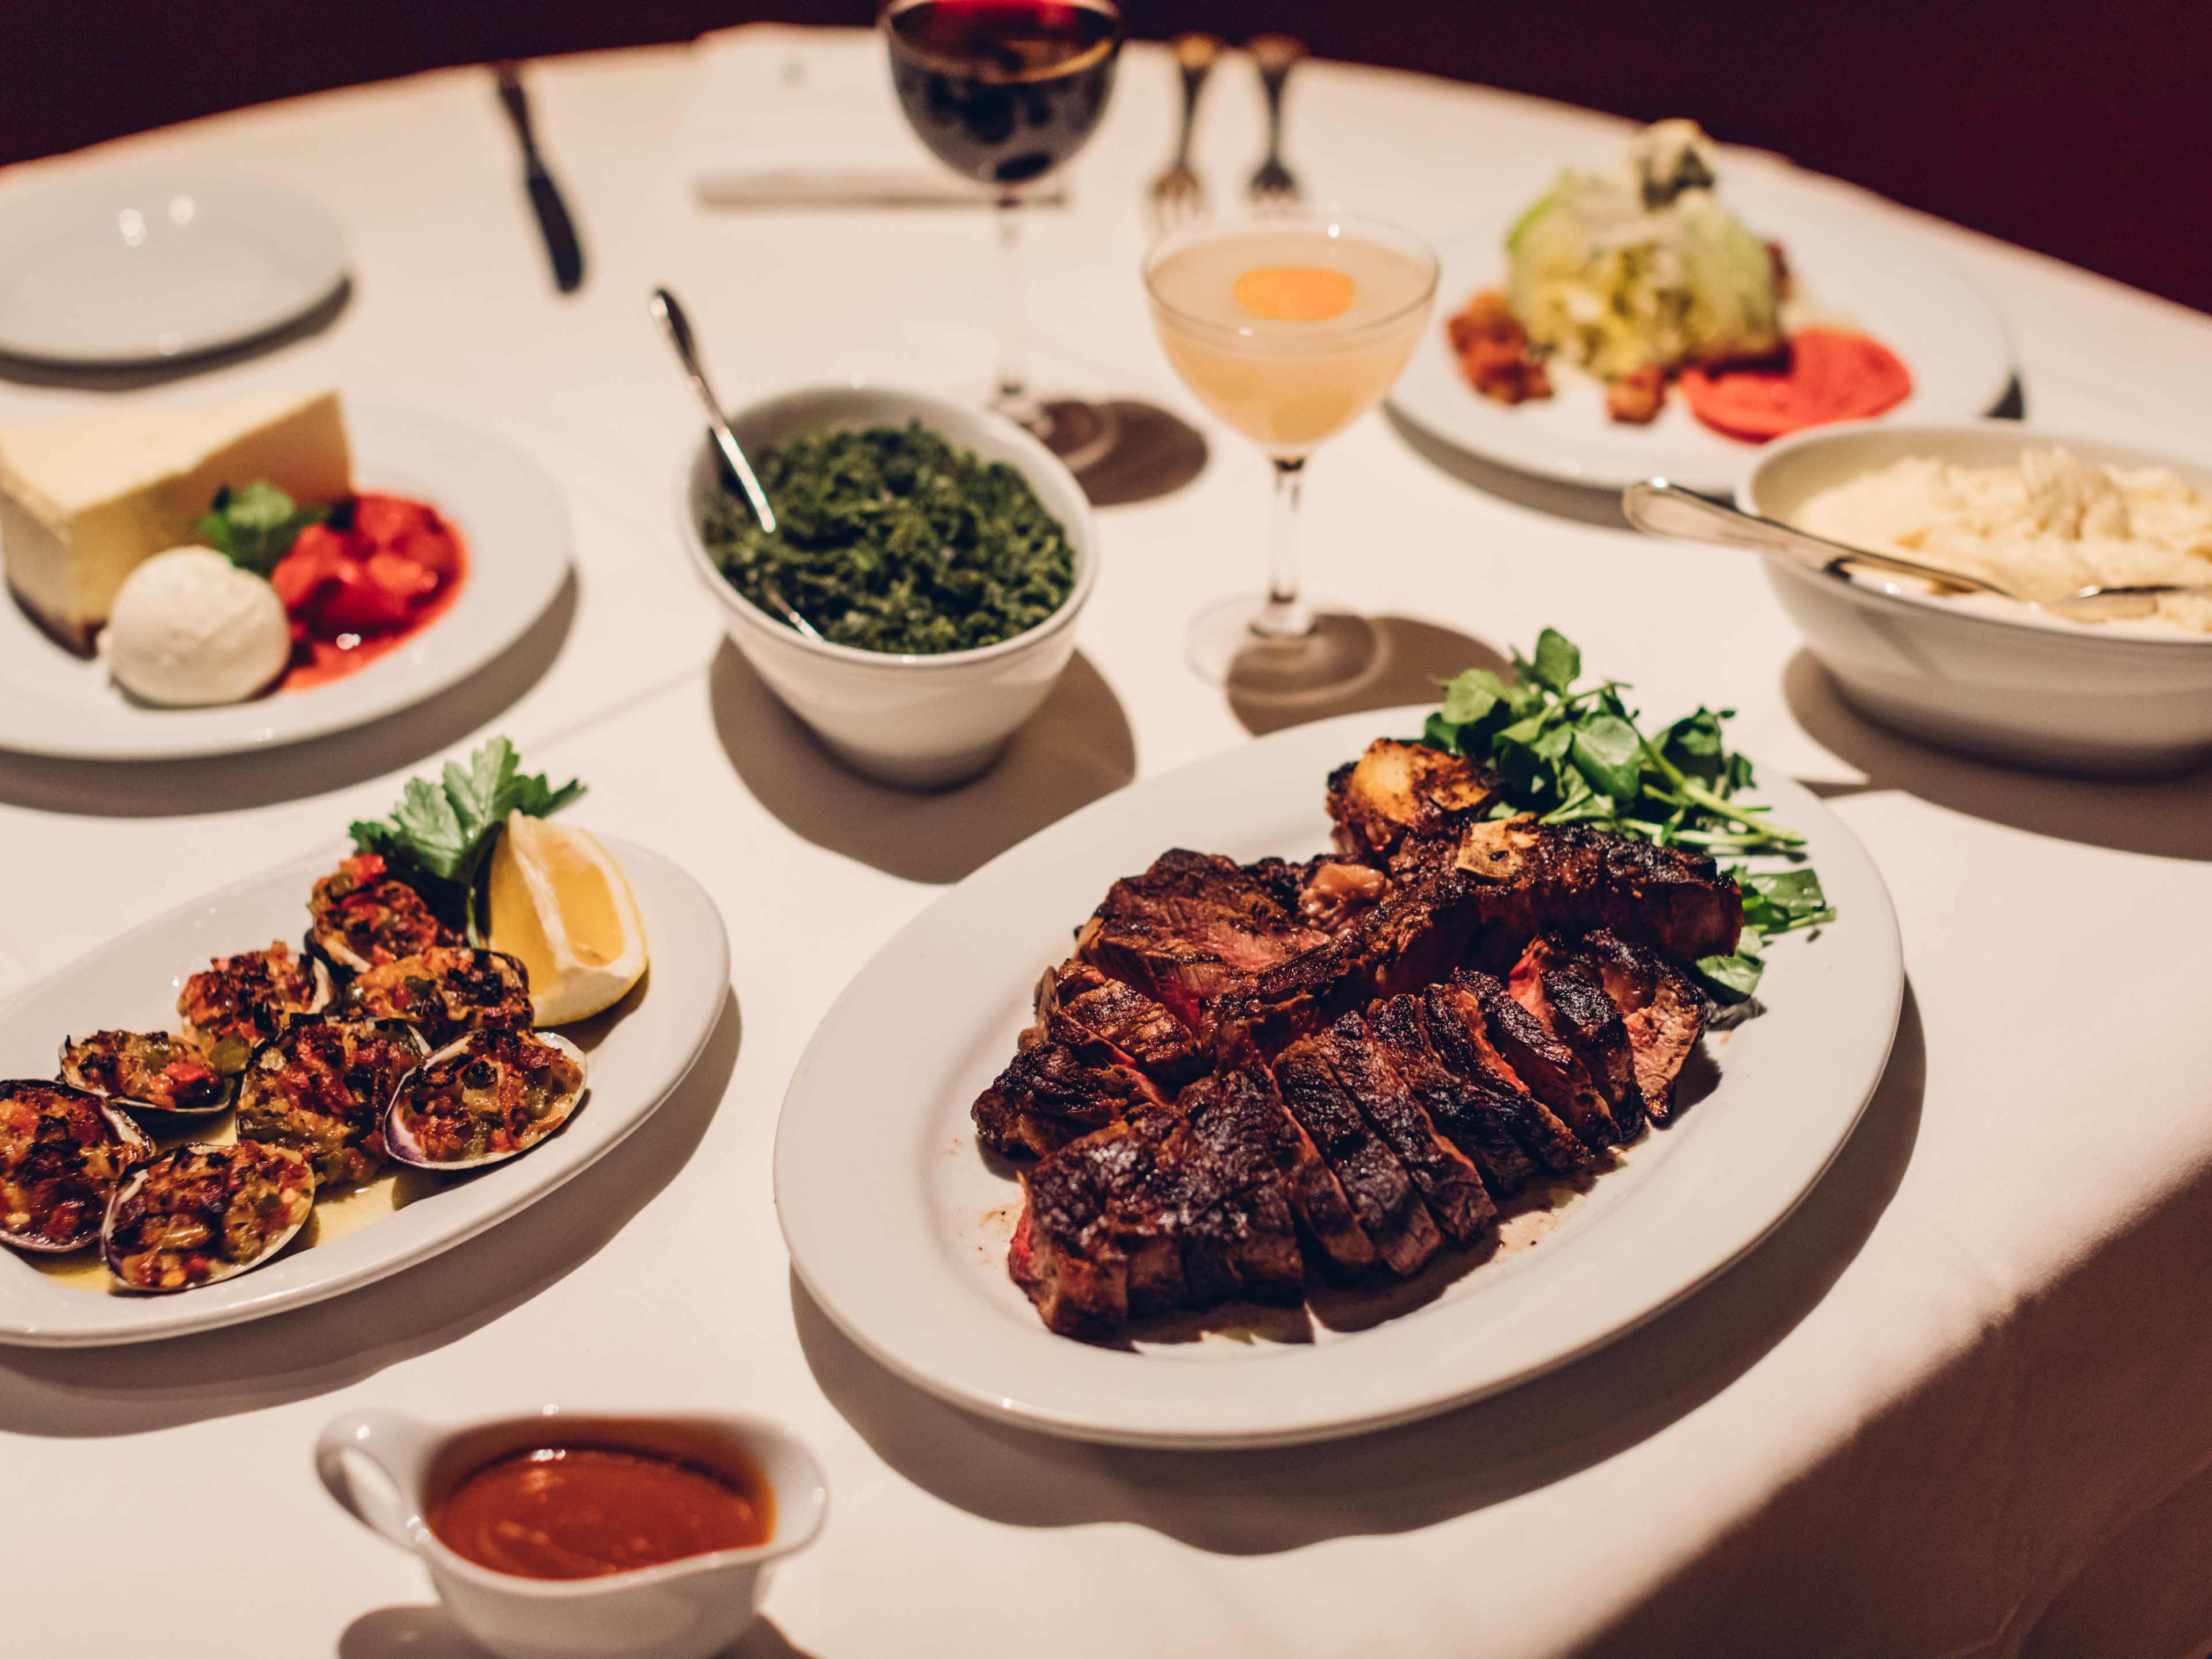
[0,740,728,1345]
[778,631,1903,1447]
[0,387,570,759]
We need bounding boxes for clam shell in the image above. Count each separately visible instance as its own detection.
[58,1031,237,1118]
[384,1029,589,1172]
[100,1141,316,1293]
[181,953,337,1065]
[0,1081,154,1253]
[234,1018,428,1183]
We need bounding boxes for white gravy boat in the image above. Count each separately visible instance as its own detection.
[316,1404,827,1659]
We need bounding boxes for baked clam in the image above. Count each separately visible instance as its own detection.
[342,946,532,1046]
[177,942,335,1073]
[234,1017,429,1187]
[0,1081,154,1252]
[59,1029,233,1118]
[101,1141,316,1293]
[306,853,460,974]
[384,1028,588,1171]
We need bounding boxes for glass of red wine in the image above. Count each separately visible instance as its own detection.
[884,0,1126,468]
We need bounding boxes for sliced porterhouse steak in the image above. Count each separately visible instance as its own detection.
[1308,1013,1494,1243]
[1215,866,1491,1060]
[1272,1033,1444,1277]
[1036,961,1205,1086]
[1563,929,1707,1122]
[971,1039,1173,1159]
[1509,942,1648,1139]
[1194,1063,1376,1275]
[1366,994,1536,1198]
[1449,819,1743,966]
[1171,1077,1316,1302]
[1011,1100,1302,1338]
[1421,979,1598,1180]
[1077,850,1328,1031]
[1459,968,1621,1151]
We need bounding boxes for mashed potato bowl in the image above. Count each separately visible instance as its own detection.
[1741,420,2212,775]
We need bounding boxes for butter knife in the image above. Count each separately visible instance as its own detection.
[494,62,585,294]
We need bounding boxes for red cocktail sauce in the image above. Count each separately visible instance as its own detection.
[271,493,468,693]
[430,1446,773,1581]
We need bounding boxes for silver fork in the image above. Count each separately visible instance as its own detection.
[1246,35,1307,210]
[1147,32,1223,233]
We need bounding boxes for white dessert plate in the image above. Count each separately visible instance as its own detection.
[0,171,349,365]
[1388,156,2014,497]
[0,836,728,1346]
[777,709,1902,1448]
[0,399,570,760]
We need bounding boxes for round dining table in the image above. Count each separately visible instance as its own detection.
[3,29,2212,1659]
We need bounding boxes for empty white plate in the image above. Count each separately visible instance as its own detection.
[0,171,349,366]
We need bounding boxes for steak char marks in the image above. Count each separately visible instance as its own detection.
[993,739,1739,1338]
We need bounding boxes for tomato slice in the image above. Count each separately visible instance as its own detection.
[1680,329,1912,442]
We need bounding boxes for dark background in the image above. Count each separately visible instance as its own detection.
[4,0,2208,314]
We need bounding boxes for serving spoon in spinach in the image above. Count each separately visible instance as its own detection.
[647,285,824,642]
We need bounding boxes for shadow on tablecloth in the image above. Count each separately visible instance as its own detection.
[1228,615,1510,738]
[0,569,575,817]
[1785,650,2212,859]
[336,1604,817,1659]
[0,986,741,1439]
[791,986,1926,1555]
[706,639,1136,885]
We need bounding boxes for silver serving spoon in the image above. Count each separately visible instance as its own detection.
[646,285,824,642]
[1622,479,2212,623]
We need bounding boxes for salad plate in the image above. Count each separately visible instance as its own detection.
[1388,156,2013,496]
[776,708,1902,1448]
[0,400,570,761]
[0,171,349,366]
[0,836,727,1347]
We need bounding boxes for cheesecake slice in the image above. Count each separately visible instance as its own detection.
[0,388,352,651]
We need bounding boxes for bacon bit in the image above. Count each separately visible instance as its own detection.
[1448,289,1553,406]
[1605,363,1667,425]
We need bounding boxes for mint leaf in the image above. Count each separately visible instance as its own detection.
[196,481,327,576]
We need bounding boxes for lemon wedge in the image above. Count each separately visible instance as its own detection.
[486,812,648,1026]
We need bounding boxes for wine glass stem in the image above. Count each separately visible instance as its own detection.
[1255,456,1312,639]
[991,189,1043,431]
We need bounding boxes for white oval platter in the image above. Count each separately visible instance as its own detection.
[0,836,727,1346]
[777,709,1902,1448]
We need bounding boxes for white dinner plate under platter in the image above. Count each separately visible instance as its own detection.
[0,171,349,366]
[0,836,728,1346]
[1388,157,2014,497]
[0,399,571,761]
[777,709,1903,1448]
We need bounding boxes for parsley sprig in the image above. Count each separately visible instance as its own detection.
[348,738,583,938]
[1423,628,1831,1001]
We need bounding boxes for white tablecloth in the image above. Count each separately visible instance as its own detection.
[3,35,2211,1659]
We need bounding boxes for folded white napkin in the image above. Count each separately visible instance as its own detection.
[684,24,1066,209]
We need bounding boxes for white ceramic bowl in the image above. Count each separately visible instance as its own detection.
[316,1406,827,1659]
[675,384,1097,789]
[1740,419,2212,774]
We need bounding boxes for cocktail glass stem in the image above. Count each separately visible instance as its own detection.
[990,189,1044,431]
[1254,456,1313,640]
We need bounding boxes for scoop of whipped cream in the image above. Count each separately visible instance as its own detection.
[107,547,291,706]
